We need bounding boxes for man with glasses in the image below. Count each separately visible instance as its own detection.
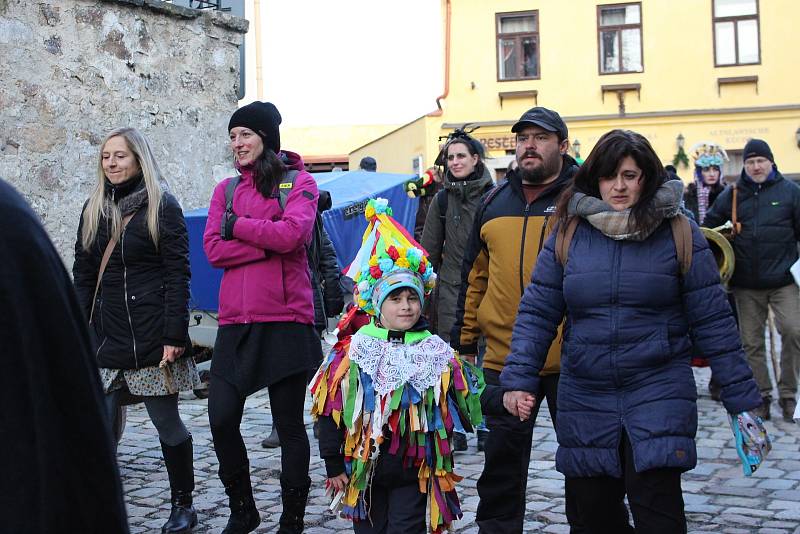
[705,139,800,422]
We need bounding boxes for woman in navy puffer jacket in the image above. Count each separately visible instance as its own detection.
[500,130,762,533]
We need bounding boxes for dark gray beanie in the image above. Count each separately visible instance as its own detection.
[743,138,773,162]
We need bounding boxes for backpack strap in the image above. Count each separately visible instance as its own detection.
[555,217,580,267]
[277,170,301,211]
[436,189,448,224]
[436,182,493,228]
[670,214,693,276]
[481,180,504,207]
[221,175,241,237]
[731,183,741,236]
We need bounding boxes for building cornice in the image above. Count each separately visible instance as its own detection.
[441,104,800,129]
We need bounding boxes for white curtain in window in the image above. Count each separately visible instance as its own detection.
[715,0,757,17]
[623,5,641,24]
[621,29,642,71]
[499,15,536,34]
[600,5,640,26]
[498,38,517,79]
[715,21,736,64]
[737,19,759,63]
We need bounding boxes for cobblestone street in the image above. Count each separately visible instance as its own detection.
[119,367,800,533]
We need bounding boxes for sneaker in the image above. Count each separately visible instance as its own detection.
[452,432,468,452]
[753,396,771,421]
[779,397,797,423]
[476,429,489,452]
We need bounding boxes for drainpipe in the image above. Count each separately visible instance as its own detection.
[429,0,450,117]
[254,0,264,99]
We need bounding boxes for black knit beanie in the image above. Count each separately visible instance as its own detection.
[228,101,281,153]
[743,138,773,162]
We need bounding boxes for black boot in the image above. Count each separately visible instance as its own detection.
[277,476,310,534]
[161,438,198,534]
[260,426,280,448]
[221,464,260,534]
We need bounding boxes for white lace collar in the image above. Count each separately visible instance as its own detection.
[349,331,453,397]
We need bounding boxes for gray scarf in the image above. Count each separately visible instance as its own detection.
[105,177,168,217]
[568,180,684,241]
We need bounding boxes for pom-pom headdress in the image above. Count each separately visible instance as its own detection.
[343,198,436,316]
[691,141,728,169]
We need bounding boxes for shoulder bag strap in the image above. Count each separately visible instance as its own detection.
[89,212,136,324]
[555,216,580,268]
[731,183,741,236]
[670,214,693,276]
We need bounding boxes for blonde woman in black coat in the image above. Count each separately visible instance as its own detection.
[73,127,200,534]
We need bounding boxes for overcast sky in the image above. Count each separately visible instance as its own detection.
[244,0,443,126]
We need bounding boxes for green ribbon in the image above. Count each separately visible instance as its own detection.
[359,320,431,344]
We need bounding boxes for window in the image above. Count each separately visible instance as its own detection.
[496,11,539,81]
[713,0,760,66]
[723,149,743,183]
[597,3,643,74]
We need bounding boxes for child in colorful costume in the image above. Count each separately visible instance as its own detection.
[310,198,484,533]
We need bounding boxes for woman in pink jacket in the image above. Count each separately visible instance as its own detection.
[203,101,320,534]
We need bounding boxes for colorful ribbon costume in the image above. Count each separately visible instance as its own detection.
[309,198,484,533]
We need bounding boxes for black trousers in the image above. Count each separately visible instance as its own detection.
[352,482,426,534]
[208,371,310,486]
[566,432,687,534]
[476,370,560,534]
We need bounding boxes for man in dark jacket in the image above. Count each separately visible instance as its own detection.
[450,107,579,533]
[0,179,129,533]
[309,190,345,335]
[704,139,800,422]
[262,189,344,448]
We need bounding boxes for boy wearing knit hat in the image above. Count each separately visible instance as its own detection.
[705,139,800,422]
[310,198,486,534]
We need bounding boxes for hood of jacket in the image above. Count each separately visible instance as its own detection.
[443,164,494,201]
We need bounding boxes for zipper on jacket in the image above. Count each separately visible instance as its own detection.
[95,297,106,358]
[519,203,531,296]
[121,225,139,368]
[536,214,551,257]
[752,185,761,281]
[610,241,622,387]
[95,337,107,358]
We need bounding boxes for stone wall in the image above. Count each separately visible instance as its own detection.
[0,0,247,265]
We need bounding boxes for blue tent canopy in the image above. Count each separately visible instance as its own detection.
[184,170,419,312]
[317,170,418,271]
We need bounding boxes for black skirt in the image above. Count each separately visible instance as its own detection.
[211,321,322,397]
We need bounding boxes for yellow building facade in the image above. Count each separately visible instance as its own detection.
[351,0,800,181]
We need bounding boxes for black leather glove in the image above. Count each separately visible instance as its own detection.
[221,211,238,240]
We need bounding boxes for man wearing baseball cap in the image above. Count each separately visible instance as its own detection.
[705,139,800,422]
[451,107,578,532]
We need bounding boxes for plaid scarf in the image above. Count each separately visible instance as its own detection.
[696,182,711,225]
[568,180,684,241]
